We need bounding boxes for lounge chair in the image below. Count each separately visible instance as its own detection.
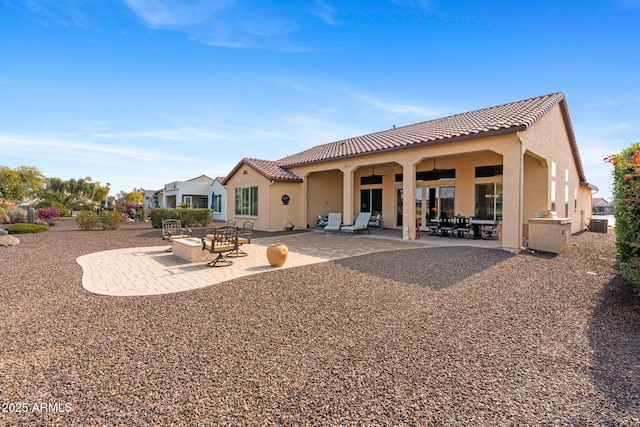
[339,212,372,237]
[161,219,192,252]
[324,213,342,234]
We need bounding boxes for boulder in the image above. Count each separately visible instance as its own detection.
[0,234,20,247]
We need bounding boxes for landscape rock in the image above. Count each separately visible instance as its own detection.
[0,234,19,246]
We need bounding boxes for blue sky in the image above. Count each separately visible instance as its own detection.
[1,0,639,201]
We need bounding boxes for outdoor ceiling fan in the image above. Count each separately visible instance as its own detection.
[431,157,440,179]
[365,165,386,178]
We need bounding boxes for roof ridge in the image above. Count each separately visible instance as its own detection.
[276,92,567,168]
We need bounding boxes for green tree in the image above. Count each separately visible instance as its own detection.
[0,165,45,202]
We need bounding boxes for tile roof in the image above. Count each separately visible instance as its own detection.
[277,92,568,167]
[223,158,304,184]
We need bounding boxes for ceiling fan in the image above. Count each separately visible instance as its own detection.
[365,165,386,178]
[431,157,440,179]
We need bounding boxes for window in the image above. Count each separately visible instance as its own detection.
[361,189,382,215]
[235,187,258,216]
[182,196,192,207]
[550,181,556,211]
[439,186,455,218]
[475,165,503,178]
[213,194,222,213]
[475,183,503,220]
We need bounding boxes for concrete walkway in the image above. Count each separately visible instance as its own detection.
[77,230,501,296]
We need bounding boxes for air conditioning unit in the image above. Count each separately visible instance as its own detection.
[590,218,608,233]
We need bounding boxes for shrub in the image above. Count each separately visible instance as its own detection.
[76,211,100,230]
[6,207,27,224]
[0,208,9,224]
[150,208,212,228]
[6,223,50,234]
[37,206,61,224]
[99,211,126,230]
[605,143,640,294]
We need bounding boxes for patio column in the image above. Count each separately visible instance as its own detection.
[342,165,355,225]
[501,146,524,252]
[401,160,416,240]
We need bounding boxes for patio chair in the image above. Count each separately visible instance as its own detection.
[228,221,254,257]
[438,214,454,237]
[481,217,501,240]
[161,219,192,252]
[339,212,372,237]
[324,212,342,234]
[455,216,472,239]
[201,225,238,267]
[368,214,383,230]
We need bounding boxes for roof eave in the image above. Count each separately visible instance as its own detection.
[279,125,527,169]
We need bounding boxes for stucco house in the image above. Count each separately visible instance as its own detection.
[144,189,164,211]
[592,197,614,215]
[163,175,214,209]
[223,92,596,253]
[210,177,227,222]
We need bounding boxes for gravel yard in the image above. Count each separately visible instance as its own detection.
[1,219,638,426]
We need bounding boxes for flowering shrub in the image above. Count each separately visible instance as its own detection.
[604,143,640,294]
[37,206,61,222]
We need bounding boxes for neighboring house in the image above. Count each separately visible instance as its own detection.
[163,175,214,208]
[144,189,164,211]
[210,176,227,222]
[223,92,596,253]
[592,197,614,215]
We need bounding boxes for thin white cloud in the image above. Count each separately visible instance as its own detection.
[0,133,192,162]
[354,93,443,119]
[311,0,339,26]
[123,0,229,28]
[91,128,238,142]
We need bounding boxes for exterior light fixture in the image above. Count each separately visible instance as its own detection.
[281,194,290,205]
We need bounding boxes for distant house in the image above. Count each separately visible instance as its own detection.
[163,175,214,209]
[592,197,614,215]
[223,93,596,253]
[143,189,164,211]
[210,177,227,222]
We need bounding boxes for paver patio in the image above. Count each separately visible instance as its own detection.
[77,230,501,296]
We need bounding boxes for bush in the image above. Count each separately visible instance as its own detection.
[99,211,126,230]
[75,211,100,230]
[605,143,640,294]
[6,207,27,224]
[6,223,50,234]
[37,206,61,224]
[149,208,212,228]
[0,208,9,224]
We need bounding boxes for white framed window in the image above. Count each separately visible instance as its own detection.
[235,187,258,216]
[213,194,222,213]
[551,161,557,178]
[550,180,556,211]
[182,196,192,207]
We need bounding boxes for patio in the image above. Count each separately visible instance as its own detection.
[77,228,502,296]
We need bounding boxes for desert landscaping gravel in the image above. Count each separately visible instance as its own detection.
[1,219,638,426]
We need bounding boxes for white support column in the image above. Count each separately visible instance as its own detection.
[401,160,416,240]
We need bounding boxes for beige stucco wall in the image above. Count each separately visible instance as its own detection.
[306,169,343,227]
[268,181,304,231]
[518,104,592,234]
